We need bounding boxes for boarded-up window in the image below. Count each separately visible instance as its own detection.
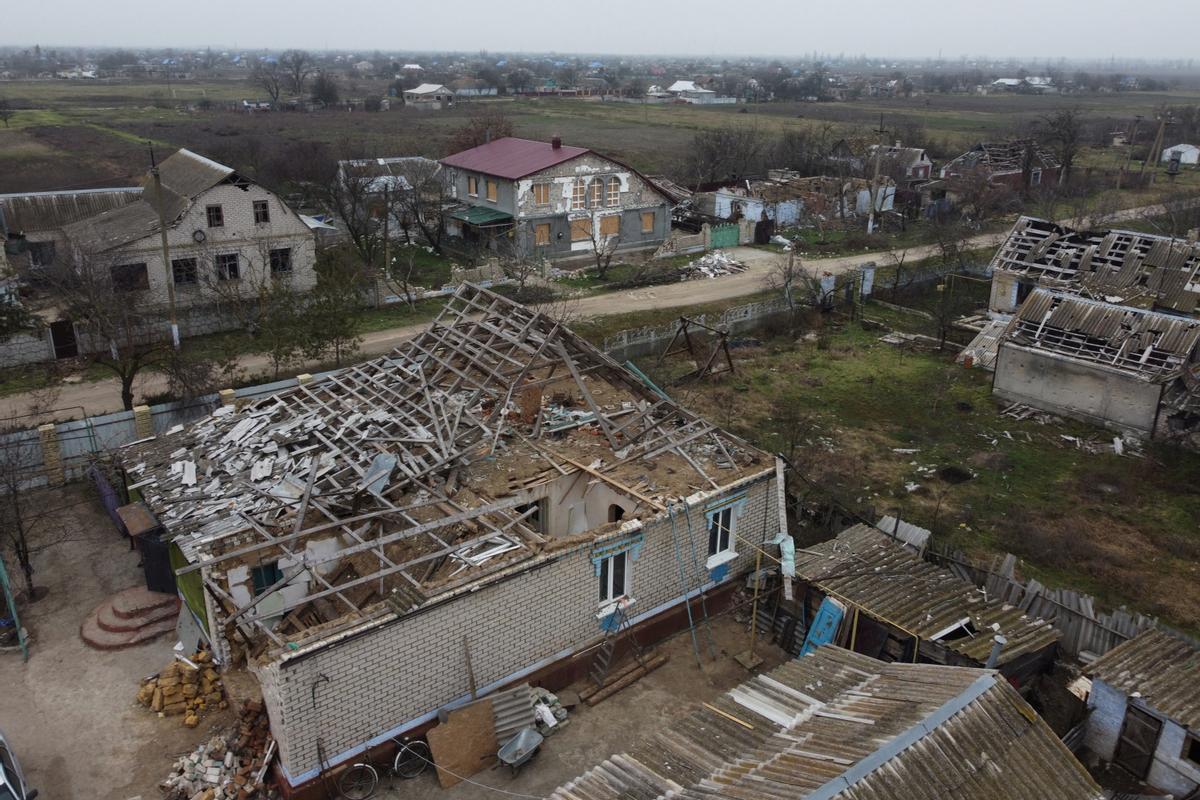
[535,223,552,246]
[641,211,655,234]
[467,176,478,196]
[486,180,498,202]
[599,215,620,238]
[589,179,603,208]
[532,183,551,205]
[570,218,592,242]
[606,177,620,207]
[571,178,587,210]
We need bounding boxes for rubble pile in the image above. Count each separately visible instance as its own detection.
[531,687,570,736]
[160,699,277,800]
[137,650,227,727]
[678,250,748,280]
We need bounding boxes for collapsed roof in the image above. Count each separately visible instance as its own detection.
[551,646,1102,800]
[1005,289,1200,380]
[992,216,1200,314]
[122,283,766,651]
[792,525,1061,667]
[943,139,1060,176]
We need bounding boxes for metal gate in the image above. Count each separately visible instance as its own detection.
[709,223,739,249]
[1114,705,1162,779]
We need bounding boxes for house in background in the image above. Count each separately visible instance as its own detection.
[868,142,934,185]
[440,136,672,260]
[941,139,1061,190]
[1084,628,1200,798]
[666,79,734,105]
[402,83,453,105]
[1162,143,1200,167]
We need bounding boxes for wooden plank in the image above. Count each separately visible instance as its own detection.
[427,699,497,788]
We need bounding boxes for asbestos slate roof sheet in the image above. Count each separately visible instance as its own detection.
[1086,627,1200,730]
[440,137,589,180]
[550,646,1101,800]
[792,525,1061,666]
[0,187,142,235]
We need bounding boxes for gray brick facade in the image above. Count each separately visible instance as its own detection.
[255,469,778,785]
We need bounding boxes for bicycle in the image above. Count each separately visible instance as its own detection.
[337,736,432,799]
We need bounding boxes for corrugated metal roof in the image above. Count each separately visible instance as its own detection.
[550,646,1101,800]
[1086,627,1200,729]
[1006,289,1200,380]
[440,137,590,180]
[0,188,142,235]
[792,525,1061,665]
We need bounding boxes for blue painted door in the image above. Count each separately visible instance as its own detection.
[800,597,845,656]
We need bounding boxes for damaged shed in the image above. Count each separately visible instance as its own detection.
[789,524,1061,684]
[119,283,779,792]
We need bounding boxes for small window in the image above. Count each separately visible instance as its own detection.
[641,211,655,234]
[467,176,478,197]
[707,507,734,558]
[269,247,293,274]
[570,217,592,242]
[599,215,620,238]
[172,257,198,286]
[28,240,56,267]
[253,200,270,224]
[598,550,629,604]
[589,178,603,208]
[532,183,551,205]
[1184,734,1200,767]
[110,262,149,292]
[206,205,224,228]
[605,177,620,207]
[534,222,552,246]
[251,562,283,595]
[215,253,239,281]
[486,179,498,202]
[1030,168,1042,186]
[571,178,587,210]
[608,504,625,523]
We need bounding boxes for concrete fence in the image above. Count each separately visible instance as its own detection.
[602,297,792,362]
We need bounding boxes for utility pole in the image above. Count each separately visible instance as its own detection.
[149,143,180,349]
[1116,115,1142,191]
[1140,112,1172,185]
[381,183,391,297]
[866,114,887,235]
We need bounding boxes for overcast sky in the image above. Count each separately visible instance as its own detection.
[3,0,1194,61]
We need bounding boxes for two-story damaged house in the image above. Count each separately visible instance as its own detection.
[118,283,779,793]
[440,136,672,259]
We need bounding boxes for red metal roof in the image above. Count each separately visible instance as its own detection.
[440,137,590,180]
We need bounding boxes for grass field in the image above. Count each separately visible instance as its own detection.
[644,322,1200,629]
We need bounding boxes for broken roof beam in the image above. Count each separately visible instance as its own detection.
[554,342,622,451]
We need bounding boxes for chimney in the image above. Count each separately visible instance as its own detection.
[551,136,562,150]
[484,127,492,145]
[894,139,902,148]
[985,634,1007,669]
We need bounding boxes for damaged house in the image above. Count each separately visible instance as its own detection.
[553,645,1103,800]
[1083,627,1200,798]
[116,283,779,794]
[440,136,673,259]
[694,174,895,227]
[941,139,1061,190]
[788,524,1061,686]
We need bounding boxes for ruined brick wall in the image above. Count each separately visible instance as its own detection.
[256,470,778,785]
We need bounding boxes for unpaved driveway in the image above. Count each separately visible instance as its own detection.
[0,485,236,800]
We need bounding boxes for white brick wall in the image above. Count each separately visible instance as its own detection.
[259,470,778,784]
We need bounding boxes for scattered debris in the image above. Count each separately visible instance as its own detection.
[1000,402,1063,425]
[136,649,226,727]
[531,687,570,736]
[678,250,747,280]
[159,699,277,800]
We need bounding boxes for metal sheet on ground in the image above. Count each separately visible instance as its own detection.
[427,698,498,788]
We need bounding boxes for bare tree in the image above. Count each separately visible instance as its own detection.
[390,160,449,254]
[501,222,547,299]
[250,60,284,105]
[583,217,621,279]
[0,98,13,129]
[1040,107,1087,185]
[279,50,312,96]
[448,107,514,152]
[323,156,384,267]
[764,251,807,317]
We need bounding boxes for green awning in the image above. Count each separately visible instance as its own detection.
[450,206,513,226]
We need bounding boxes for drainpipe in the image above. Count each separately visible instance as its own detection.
[985,634,1007,669]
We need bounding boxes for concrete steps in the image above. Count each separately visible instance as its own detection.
[81,587,180,651]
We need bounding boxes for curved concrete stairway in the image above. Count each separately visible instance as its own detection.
[80,587,180,650]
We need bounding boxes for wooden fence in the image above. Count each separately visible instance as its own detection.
[924,542,1157,661]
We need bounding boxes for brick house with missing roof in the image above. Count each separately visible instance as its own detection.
[940,139,1061,192]
[440,136,672,261]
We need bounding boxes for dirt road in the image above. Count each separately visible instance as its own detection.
[2,196,1189,419]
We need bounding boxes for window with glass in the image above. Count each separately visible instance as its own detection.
[172,257,198,286]
[269,247,293,274]
[598,550,629,604]
[206,205,224,228]
[253,200,270,224]
[708,507,734,558]
[215,253,239,281]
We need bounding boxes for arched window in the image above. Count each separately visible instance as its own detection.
[608,504,625,523]
[589,177,604,208]
[571,178,587,210]
[606,177,620,207]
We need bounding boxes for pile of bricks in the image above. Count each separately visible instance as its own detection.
[137,650,227,727]
[160,700,278,800]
